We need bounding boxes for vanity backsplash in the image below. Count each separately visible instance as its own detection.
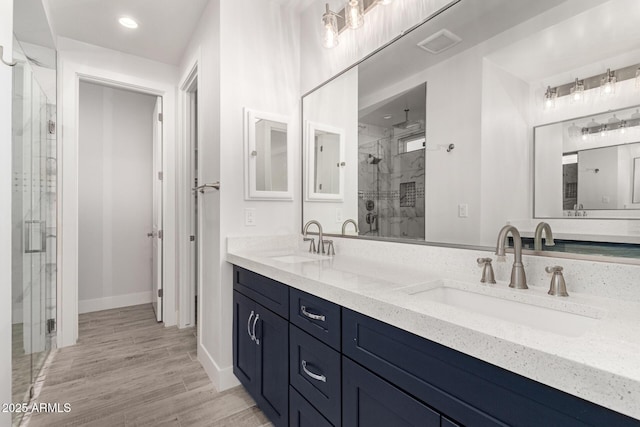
[227,234,640,303]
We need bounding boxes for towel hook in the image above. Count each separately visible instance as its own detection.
[1,46,17,67]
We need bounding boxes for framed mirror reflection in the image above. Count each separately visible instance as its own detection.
[302,0,640,258]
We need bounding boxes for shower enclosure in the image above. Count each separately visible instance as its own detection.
[358,83,426,240]
[11,35,57,426]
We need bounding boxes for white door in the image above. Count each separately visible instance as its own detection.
[151,97,163,322]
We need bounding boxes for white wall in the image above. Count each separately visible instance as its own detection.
[77,82,156,313]
[1,0,13,423]
[177,0,301,390]
[57,37,178,347]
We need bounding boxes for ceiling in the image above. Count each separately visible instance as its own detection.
[46,0,210,65]
[13,0,318,66]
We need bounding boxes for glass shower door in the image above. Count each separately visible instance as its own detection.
[11,35,56,426]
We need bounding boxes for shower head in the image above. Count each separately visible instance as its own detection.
[367,154,382,164]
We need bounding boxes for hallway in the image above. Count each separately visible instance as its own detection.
[27,305,270,427]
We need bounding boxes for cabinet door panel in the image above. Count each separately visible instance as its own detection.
[255,306,289,427]
[290,386,334,427]
[233,291,256,390]
[343,357,440,427]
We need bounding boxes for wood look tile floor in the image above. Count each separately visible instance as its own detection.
[27,304,272,427]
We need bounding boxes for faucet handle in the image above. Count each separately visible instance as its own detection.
[303,237,316,253]
[545,266,568,297]
[477,258,496,284]
[323,240,335,256]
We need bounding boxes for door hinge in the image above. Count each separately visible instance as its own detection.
[158,113,163,122]
[158,230,163,239]
[158,289,163,298]
[190,235,195,242]
[46,318,56,334]
[158,171,163,181]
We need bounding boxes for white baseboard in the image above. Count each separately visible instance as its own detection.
[78,291,153,314]
[197,342,240,392]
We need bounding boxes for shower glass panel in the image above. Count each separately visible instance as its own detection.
[11,35,57,426]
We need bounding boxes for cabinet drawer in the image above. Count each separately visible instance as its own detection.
[343,309,638,427]
[233,266,288,319]
[290,288,341,350]
[290,325,341,427]
[290,386,334,427]
[343,356,440,427]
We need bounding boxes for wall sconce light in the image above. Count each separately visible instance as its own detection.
[346,0,365,29]
[600,68,616,96]
[575,112,640,141]
[321,0,389,48]
[322,4,340,48]
[544,86,557,110]
[570,78,585,103]
[543,63,640,110]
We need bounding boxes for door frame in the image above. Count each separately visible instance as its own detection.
[178,55,200,330]
[58,59,177,347]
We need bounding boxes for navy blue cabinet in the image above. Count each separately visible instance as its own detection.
[343,356,441,427]
[233,267,289,427]
[290,386,334,427]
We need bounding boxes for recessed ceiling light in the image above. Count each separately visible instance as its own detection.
[119,17,138,29]
[383,115,392,120]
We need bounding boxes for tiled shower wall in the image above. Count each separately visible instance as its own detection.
[358,123,425,239]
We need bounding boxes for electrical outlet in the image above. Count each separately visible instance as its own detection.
[336,208,343,223]
[244,208,256,226]
[458,204,469,218]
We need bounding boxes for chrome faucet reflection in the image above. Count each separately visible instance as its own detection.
[303,220,324,254]
[341,219,359,236]
[495,225,527,289]
[534,222,555,251]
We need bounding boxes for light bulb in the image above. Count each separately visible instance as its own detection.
[620,120,627,135]
[118,17,138,29]
[600,125,607,137]
[581,128,589,141]
[543,86,556,110]
[378,0,395,4]
[570,78,584,103]
[321,4,339,49]
[600,68,616,97]
[346,0,364,29]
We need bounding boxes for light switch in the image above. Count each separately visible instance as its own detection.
[244,208,256,226]
[458,204,469,218]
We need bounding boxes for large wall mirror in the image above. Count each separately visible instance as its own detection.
[302,0,640,258]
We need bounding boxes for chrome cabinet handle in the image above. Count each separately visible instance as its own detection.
[247,311,255,340]
[192,182,220,193]
[301,305,325,322]
[252,314,260,345]
[302,360,326,383]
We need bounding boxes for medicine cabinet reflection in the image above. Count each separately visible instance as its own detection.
[306,121,345,201]
[244,108,293,200]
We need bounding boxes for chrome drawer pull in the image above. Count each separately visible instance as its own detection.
[247,311,255,340]
[301,305,325,322]
[252,314,260,345]
[302,360,326,383]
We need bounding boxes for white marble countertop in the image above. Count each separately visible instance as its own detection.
[226,240,640,420]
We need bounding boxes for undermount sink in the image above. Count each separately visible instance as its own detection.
[405,284,600,337]
[270,254,321,264]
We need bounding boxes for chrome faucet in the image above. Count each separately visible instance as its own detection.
[533,222,555,251]
[303,220,324,254]
[495,225,527,289]
[341,219,359,236]
[573,203,583,217]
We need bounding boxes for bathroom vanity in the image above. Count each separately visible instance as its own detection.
[227,236,640,427]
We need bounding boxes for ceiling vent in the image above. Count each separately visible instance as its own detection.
[417,29,461,54]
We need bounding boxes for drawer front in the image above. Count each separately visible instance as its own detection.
[343,356,440,427]
[290,288,341,350]
[233,266,289,319]
[290,386,334,427]
[290,325,341,427]
[342,309,638,427]
[441,417,461,427]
